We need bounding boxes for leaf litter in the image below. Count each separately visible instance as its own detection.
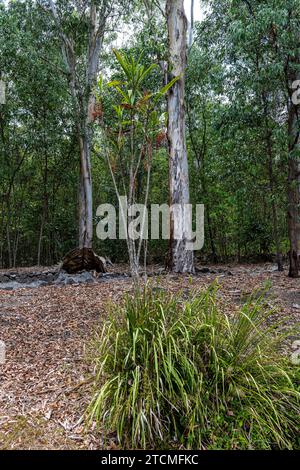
[0,263,299,449]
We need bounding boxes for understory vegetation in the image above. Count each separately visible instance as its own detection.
[88,286,300,450]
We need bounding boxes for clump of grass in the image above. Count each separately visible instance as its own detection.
[87,284,300,450]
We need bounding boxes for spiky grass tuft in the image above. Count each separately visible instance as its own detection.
[87,285,300,449]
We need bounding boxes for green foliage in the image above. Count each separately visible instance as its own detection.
[97,56,166,204]
[0,0,78,266]
[185,0,296,262]
[1,0,299,266]
[87,286,300,449]
[94,49,178,272]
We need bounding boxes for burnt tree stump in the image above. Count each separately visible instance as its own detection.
[61,248,107,274]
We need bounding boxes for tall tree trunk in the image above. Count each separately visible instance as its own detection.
[6,222,12,268]
[187,100,217,263]
[166,0,194,273]
[287,105,300,277]
[287,60,300,277]
[78,130,93,249]
[206,204,217,262]
[38,119,49,265]
[265,131,283,271]
[48,0,107,251]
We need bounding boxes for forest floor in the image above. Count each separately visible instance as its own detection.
[0,263,299,450]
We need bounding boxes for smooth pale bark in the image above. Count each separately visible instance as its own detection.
[166,0,194,273]
[48,1,107,249]
[78,129,93,249]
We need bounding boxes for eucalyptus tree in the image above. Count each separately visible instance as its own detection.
[166,0,194,273]
[38,0,126,252]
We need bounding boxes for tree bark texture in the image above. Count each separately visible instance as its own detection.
[166,0,194,273]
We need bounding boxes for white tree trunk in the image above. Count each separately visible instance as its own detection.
[48,0,107,250]
[166,0,194,273]
[78,130,93,249]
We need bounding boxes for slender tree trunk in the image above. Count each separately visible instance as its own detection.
[166,0,194,273]
[13,225,19,268]
[206,204,217,262]
[189,0,194,48]
[37,218,44,266]
[38,125,49,265]
[186,97,217,263]
[265,132,283,271]
[6,222,12,268]
[260,90,283,272]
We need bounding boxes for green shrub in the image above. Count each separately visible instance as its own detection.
[87,285,300,449]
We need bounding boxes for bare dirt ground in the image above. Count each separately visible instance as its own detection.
[0,263,299,449]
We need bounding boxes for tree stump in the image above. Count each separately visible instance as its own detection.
[61,248,107,274]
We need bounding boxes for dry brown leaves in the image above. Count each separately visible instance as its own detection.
[0,263,299,449]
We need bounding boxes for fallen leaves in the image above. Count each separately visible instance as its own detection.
[0,262,299,449]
